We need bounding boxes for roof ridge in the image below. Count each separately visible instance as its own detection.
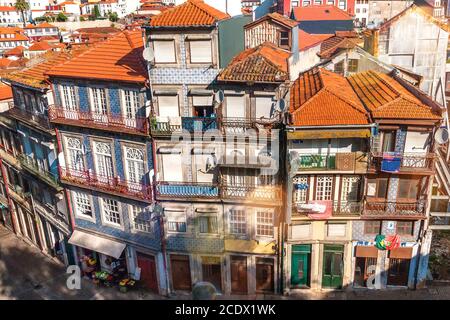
[323,86,368,117]
[188,0,221,20]
[367,70,401,97]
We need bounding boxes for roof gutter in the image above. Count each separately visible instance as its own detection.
[286,123,377,131]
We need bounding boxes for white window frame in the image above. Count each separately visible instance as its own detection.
[93,141,114,180]
[66,136,85,171]
[100,197,122,228]
[198,215,218,235]
[72,191,95,222]
[255,210,274,237]
[121,89,140,121]
[130,205,153,234]
[188,39,212,64]
[229,209,247,235]
[153,40,176,64]
[89,87,107,115]
[61,84,77,110]
[123,146,146,185]
[315,176,333,201]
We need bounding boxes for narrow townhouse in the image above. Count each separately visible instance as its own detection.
[214,41,291,295]
[145,0,231,294]
[283,66,443,292]
[0,53,81,266]
[45,30,165,294]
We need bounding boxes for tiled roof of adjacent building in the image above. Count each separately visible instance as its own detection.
[25,22,57,29]
[245,12,298,29]
[149,0,230,28]
[4,45,25,56]
[217,42,290,83]
[292,5,353,21]
[0,84,12,101]
[298,29,323,51]
[46,30,147,83]
[28,41,53,51]
[348,70,441,120]
[319,31,360,58]
[290,68,370,126]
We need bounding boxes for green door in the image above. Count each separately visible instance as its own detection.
[291,245,311,287]
[322,245,344,289]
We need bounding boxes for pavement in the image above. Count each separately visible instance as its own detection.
[1,225,450,300]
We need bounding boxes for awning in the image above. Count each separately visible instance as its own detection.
[355,246,378,258]
[69,230,126,259]
[389,247,413,259]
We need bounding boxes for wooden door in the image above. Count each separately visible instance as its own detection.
[230,256,248,294]
[137,253,158,293]
[322,245,344,289]
[291,251,310,287]
[256,258,274,293]
[387,258,410,286]
[170,255,192,291]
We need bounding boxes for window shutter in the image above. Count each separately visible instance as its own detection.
[190,40,212,63]
[157,95,179,117]
[327,223,346,237]
[291,224,310,239]
[162,153,183,182]
[225,96,245,118]
[255,96,274,119]
[154,40,175,63]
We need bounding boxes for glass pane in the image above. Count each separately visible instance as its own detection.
[332,253,343,276]
[324,252,332,275]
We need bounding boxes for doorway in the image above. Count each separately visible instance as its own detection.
[137,252,158,293]
[387,258,410,286]
[170,254,192,291]
[291,244,311,288]
[322,244,344,289]
[256,258,274,293]
[230,255,248,294]
[201,256,222,292]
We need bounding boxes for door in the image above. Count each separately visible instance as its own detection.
[94,142,114,185]
[137,253,158,293]
[122,89,140,128]
[230,256,248,294]
[291,245,311,287]
[387,258,410,286]
[256,258,274,293]
[354,257,377,288]
[90,88,108,123]
[201,257,222,292]
[61,85,78,119]
[124,147,146,193]
[322,245,344,289]
[170,255,191,291]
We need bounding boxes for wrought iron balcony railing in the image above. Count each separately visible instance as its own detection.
[48,106,148,135]
[293,200,363,217]
[154,181,219,199]
[60,167,152,201]
[7,103,51,129]
[368,152,435,173]
[18,154,61,190]
[221,183,282,202]
[150,116,217,135]
[292,153,364,171]
[363,199,426,218]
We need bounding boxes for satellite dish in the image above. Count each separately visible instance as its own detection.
[142,47,154,61]
[275,99,286,112]
[214,90,224,104]
[435,127,449,145]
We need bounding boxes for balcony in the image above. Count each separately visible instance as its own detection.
[363,199,426,219]
[60,167,152,201]
[293,201,362,217]
[154,181,219,199]
[48,106,148,136]
[7,103,52,131]
[18,154,61,190]
[292,152,367,173]
[368,152,435,174]
[220,117,281,134]
[221,183,282,203]
[150,116,217,136]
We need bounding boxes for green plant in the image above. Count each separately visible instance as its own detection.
[56,12,68,22]
[108,12,118,22]
[14,0,30,27]
[93,5,101,18]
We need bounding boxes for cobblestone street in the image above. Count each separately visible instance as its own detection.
[1,226,450,300]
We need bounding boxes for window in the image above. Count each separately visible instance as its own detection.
[327,223,346,237]
[341,176,361,202]
[74,191,92,218]
[339,0,346,10]
[102,198,121,226]
[382,131,396,152]
[303,0,310,5]
[130,205,152,233]
[397,178,419,199]
[334,61,344,75]
[229,209,246,235]
[364,221,381,234]
[61,85,77,110]
[153,40,176,63]
[90,87,107,115]
[367,177,388,199]
[348,59,358,73]
[124,147,145,186]
[256,211,274,237]
[168,221,187,232]
[396,221,414,235]
[122,89,140,120]
[167,210,187,232]
[199,216,218,234]
[315,176,333,200]
[157,95,179,117]
[279,31,289,47]
[189,40,212,63]
[293,175,308,204]
[94,142,113,179]
[66,137,84,171]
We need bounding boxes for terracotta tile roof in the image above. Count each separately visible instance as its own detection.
[0,84,12,101]
[245,12,298,29]
[4,45,25,56]
[0,58,13,69]
[2,51,84,89]
[298,29,323,51]
[149,0,229,28]
[319,34,360,58]
[28,41,53,51]
[217,42,290,83]
[348,70,441,120]
[46,31,148,83]
[292,5,353,21]
[0,6,16,12]
[75,27,120,34]
[289,68,369,126]
[25,22,58,29]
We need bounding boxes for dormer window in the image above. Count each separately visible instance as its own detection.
[279,32,290,47]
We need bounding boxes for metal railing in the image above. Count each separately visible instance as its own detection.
[60,167,152,201]
[154,181,219,198]
[7,102,51,129]
[363,199,426,218]
[293,200,363,216]
[221,183,282,201]
[18,154,60,189]
[369,152,435,172]
[150,116,217,134]
[48,106,148,134]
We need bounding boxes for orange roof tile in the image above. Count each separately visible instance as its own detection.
[0,84,12,101]
[149,0,229,28]
[290,68,369,126]
[28,41,53,51]
[292,5,352,21]
[0,6,16,12]
[319,33,360,58]
[3,45,25,56]
[25,22,57,29]
[245,12,298,30]
[46,31,148,83]
[348,70,441,120]
[298,29,323,51]
[218,42,290,83]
